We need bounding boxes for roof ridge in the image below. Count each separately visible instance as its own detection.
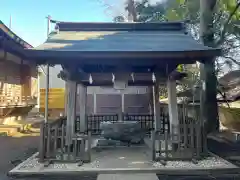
[51,21,186,32]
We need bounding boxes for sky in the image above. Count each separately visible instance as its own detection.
[1,0,163,47]
[1,0,121,47]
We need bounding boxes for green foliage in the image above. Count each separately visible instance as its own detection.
[165,0,200,23]
[135,0,166,22]
[163,0,240,70]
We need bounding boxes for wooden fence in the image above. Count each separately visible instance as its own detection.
[151,105,202,162]
[79,114,119,135]
[39,117,91,163]
[39,105,201,163]
[75,114,163,135]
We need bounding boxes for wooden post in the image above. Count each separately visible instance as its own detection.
[37,69,40,111]
[87,131,91,162]
[64,82,68,116]
[152,83,160,161]
[66,80,77,145]
[121,93,125,114]
[151,130,156,161]
[45,15,51,122]
[39,121,45,162]
[153,84,160,131]
[167,78,179,151]
[44,65,49,123]
[93,93,97,114]
[78,83,87,133]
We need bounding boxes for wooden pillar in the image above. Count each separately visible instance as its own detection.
[37,69,40,110]
[45,64,49,123]
[153,84,160,131]
[78,83,87,133]
[167,78,179,150]
[66,80,77,145]
[93,93,97,114]
[121,93,125,113]
[64,82,68,116]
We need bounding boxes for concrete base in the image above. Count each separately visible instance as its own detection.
[97,173,158,180]
[8,145,239,178]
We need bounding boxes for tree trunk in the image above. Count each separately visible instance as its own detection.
[127,0,137,22]
[200,0,219,134]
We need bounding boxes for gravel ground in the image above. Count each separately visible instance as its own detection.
[2,134,240,180]
[11,146,238,180]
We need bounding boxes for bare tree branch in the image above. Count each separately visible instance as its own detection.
[214,9,224,23]
[216,2,240,46]
[223,56,240,66]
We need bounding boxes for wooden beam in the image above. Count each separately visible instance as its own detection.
[81,80,155,86]
[58,66,89,82]
[24,49,221,63]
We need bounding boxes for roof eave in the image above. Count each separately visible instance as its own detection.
[0,21,32,49]
[23,48,221,65]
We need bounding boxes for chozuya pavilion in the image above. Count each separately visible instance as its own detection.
[9,20,239,177]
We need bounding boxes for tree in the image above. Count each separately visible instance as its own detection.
[134,0,166,22]
[199,0,219,134]
[113,16,125,22]
[118,0,240,71]
[112,0,240,108]
[165,0,240,72]
[113,0,166,22]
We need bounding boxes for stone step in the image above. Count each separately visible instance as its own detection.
[227,156,240,161]
[0,125,21,135]
[97,174,158,180]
